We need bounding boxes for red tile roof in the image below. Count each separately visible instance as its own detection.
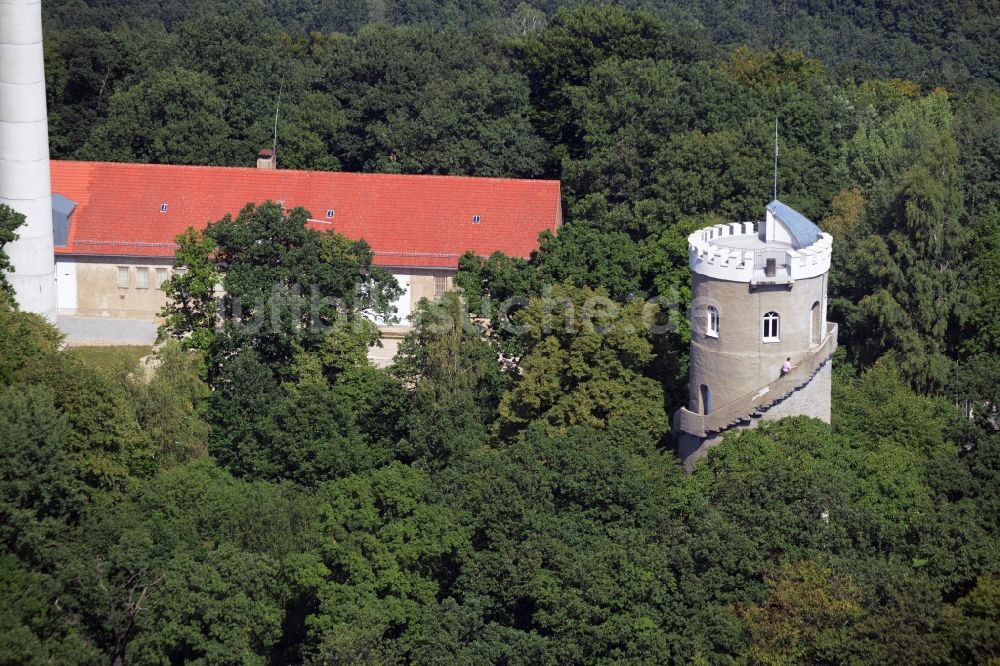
[50,161,561,269]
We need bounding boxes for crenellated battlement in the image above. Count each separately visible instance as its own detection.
[688,219,832,283]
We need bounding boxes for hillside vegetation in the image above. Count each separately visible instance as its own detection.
[0,1,997,663]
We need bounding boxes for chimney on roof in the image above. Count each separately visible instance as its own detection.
[257,148,276,170]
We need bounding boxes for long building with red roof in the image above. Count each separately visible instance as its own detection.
[49,159,560,361]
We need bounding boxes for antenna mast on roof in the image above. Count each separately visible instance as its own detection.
[773,116,779,201]
[272,69,286,159]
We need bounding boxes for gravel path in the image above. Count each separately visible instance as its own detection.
[57,316,158,346]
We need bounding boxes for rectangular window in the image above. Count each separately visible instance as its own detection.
[155,267,168,288]
[762,311,780,342]
[434,275,447,299]
[117,266,130,288]
[707,306,719,338]
[136,267,150,289]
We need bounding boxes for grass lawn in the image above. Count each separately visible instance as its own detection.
[69,345,154,372]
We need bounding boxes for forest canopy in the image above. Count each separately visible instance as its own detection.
[2,0,999,663]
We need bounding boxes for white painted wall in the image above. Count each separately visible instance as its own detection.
[55,259,77,312]
[391,272,411,324]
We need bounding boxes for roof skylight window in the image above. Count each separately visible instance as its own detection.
[472,214,481,224]
[326,209,335,218]
[160,202,168,213]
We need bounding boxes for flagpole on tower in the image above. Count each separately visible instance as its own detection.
[773,117,779,201]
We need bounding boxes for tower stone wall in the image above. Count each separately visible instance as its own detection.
[689,271,828,411]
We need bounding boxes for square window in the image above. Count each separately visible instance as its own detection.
[136,267,149,289]
[117,266,130,288]
[155,267,168,288]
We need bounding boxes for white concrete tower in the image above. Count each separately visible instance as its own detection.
[0,0,57,320]
[673,201,838,471]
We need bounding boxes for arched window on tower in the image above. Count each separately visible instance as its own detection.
[706,305,719,338]
[762,311,780,342]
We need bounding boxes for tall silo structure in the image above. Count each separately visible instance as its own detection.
[0,0,57,320]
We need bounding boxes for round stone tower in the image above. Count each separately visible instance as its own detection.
[673,200,837,471]
[0,0,57,320]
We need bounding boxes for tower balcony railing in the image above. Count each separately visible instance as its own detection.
[753,248,790,271]
[673,322,838,438]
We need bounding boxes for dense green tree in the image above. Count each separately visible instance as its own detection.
[157,227,219,352]
[444,424,687,662]
[738,560,867,665]
[44,27,143,158]
[366,66,549,177]
[70,460,311,664]
[954,91,1000,217]
[834,91,969,390]
[161,202,399,378]
[23,355,158,498]
[497,283,668,443]
[961,207,1000,356]
[312,23,551,175]
[267,377,372,485]
[173,8,290,161]
[82,67,237,165]
[275,91,346,172]
[511,6,667,153]
[394,293,509,467]
[205,349,281,479]
[288,463,469,663]
[0,307,62,386]
[0,555,95,666]
[0,385,81,565]
[160,203,403,484]
[130,342,210,466]
[125,545,285,664]
[0,205,25,307]
[944,574,1000,664]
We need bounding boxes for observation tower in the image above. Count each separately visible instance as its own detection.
[674,200,838,470]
